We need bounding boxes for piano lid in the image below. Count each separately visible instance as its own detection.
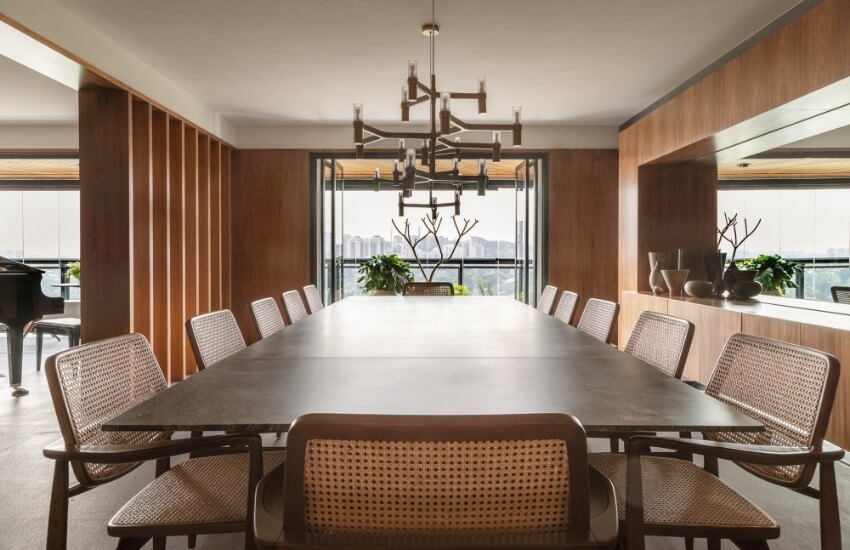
[0,257,45,275]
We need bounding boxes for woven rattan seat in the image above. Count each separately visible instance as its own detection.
[588,453,777,532]
[186,309,247,370]
[282,290,309,324]
[831,285,850,304]
[253,413,618,549]
[553,290,580,325]
[43,333,269,549]
[576,298,619,344]
[624,311,694,379]
[250,297,285,339]
[537,285,558,315]
[110,451,284,536]
[590,333,844,549]
[303,284,325,313]
[402,281,454,296]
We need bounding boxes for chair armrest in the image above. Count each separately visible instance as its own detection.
[626,435,845,465]
[43,433,262,463]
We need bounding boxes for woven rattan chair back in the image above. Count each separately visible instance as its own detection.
[705,333,840,487]
[303,284,325,314]
[624,311,695,379]
[186,309,247,370]
[576,299,619,344]
[831,285,850,304]
[281,413,590,540]
[250,297,285,339]
[402,282,455,296]
[537,285,558,315]
[553,290,580,325]
[45,333,169,486]
[282,290,310,324]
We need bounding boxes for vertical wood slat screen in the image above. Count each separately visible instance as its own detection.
[80,87,230,383]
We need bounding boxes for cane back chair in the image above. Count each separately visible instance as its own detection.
[282,290,310,324]
[576,298,620,344]
[303,284,325,314]
[537,285,558,315]
[606,311,694,453]
[250,297,286,339]
[43,333,281,550]
[589,333,844,550]
[253,413,618,549]
[831,286,850,305]
[553,290,581,326]
[402,281,455,296]
[186,309,247,371]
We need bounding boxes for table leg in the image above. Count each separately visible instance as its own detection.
[37,328,44,372]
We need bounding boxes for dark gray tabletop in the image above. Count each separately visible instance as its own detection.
[105,297,763,434]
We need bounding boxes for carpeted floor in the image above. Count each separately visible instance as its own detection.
[1,332,848,549]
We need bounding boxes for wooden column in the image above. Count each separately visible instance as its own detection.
[80,87,232,380]
[79,86,132,343]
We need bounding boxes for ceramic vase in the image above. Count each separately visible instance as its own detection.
[684,280,713,298]
[662,269,690,297]
[704,250,727,296]
[648,252,672,295]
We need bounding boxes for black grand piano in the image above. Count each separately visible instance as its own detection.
[0,257,64,396]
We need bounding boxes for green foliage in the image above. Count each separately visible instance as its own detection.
[475,279,494,296]
[67,261,81,281]
[738,254,802,293]
[453,284,471,296]
[356,255,413,293]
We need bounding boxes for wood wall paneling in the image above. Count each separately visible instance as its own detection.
[231,150,311,342]
[79,87,132,343]
[618,0,850,328]
[198,135,211,314]
[130,99,151,339]
[168,118,185,381]
[665,298,702,382]
[150,109,170,379]
[800,324,850,448]
[221,146,232,309]
[547,150,619,316]
[210,142,221,311]
[696,306,741,384]
[183,127,199,374]
[741,313,801,344]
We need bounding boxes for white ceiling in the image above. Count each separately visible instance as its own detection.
[0,54,77,123]
[55,0,801,127]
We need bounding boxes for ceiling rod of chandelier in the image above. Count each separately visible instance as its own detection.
[351,3,523,178]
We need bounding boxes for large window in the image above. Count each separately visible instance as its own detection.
[314,156,544,304]
[717,186,850,301]
[0,188,80,299]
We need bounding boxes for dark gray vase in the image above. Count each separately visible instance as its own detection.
[704,250,727,296]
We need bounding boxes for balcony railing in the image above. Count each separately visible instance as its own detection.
[735,257,849,302]
[330,257,532,298]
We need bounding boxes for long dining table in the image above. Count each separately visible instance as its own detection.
[105,296,763,435]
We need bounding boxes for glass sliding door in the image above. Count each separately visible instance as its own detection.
[315,154,544,305]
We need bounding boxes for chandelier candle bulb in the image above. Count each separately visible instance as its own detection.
[373,168,380,192]
[440,93,451,111]
[401,88,410,122]
[353,103,363,121]
[407,60,418,97]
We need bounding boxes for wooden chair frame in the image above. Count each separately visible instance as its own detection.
[254,413,619,549]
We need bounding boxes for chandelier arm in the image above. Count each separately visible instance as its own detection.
[448,92,485,100]
[450,115,517,131]
[362,135,382,145]
[416,81,437,97]
[362,124,431,139]
[436,136,496,150]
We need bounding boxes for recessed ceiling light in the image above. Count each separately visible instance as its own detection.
[737,162,751,168]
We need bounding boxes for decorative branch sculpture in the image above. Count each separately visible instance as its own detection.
[717,212,737,248]
[720,211,762,262]
[392,215,479,282]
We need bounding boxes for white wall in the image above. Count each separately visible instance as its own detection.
[236,124,619,150]
[0,124,78,149]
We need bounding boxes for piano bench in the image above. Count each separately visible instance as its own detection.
[34,318,81,372]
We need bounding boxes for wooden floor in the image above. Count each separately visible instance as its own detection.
[1,332,849,549]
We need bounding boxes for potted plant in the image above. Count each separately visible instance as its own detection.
[453,284,471,296]
[356,254,413,295]
[67,261,81,281]
[738,254,802,296]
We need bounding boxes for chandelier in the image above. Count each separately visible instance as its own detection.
[352,0,523,219]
